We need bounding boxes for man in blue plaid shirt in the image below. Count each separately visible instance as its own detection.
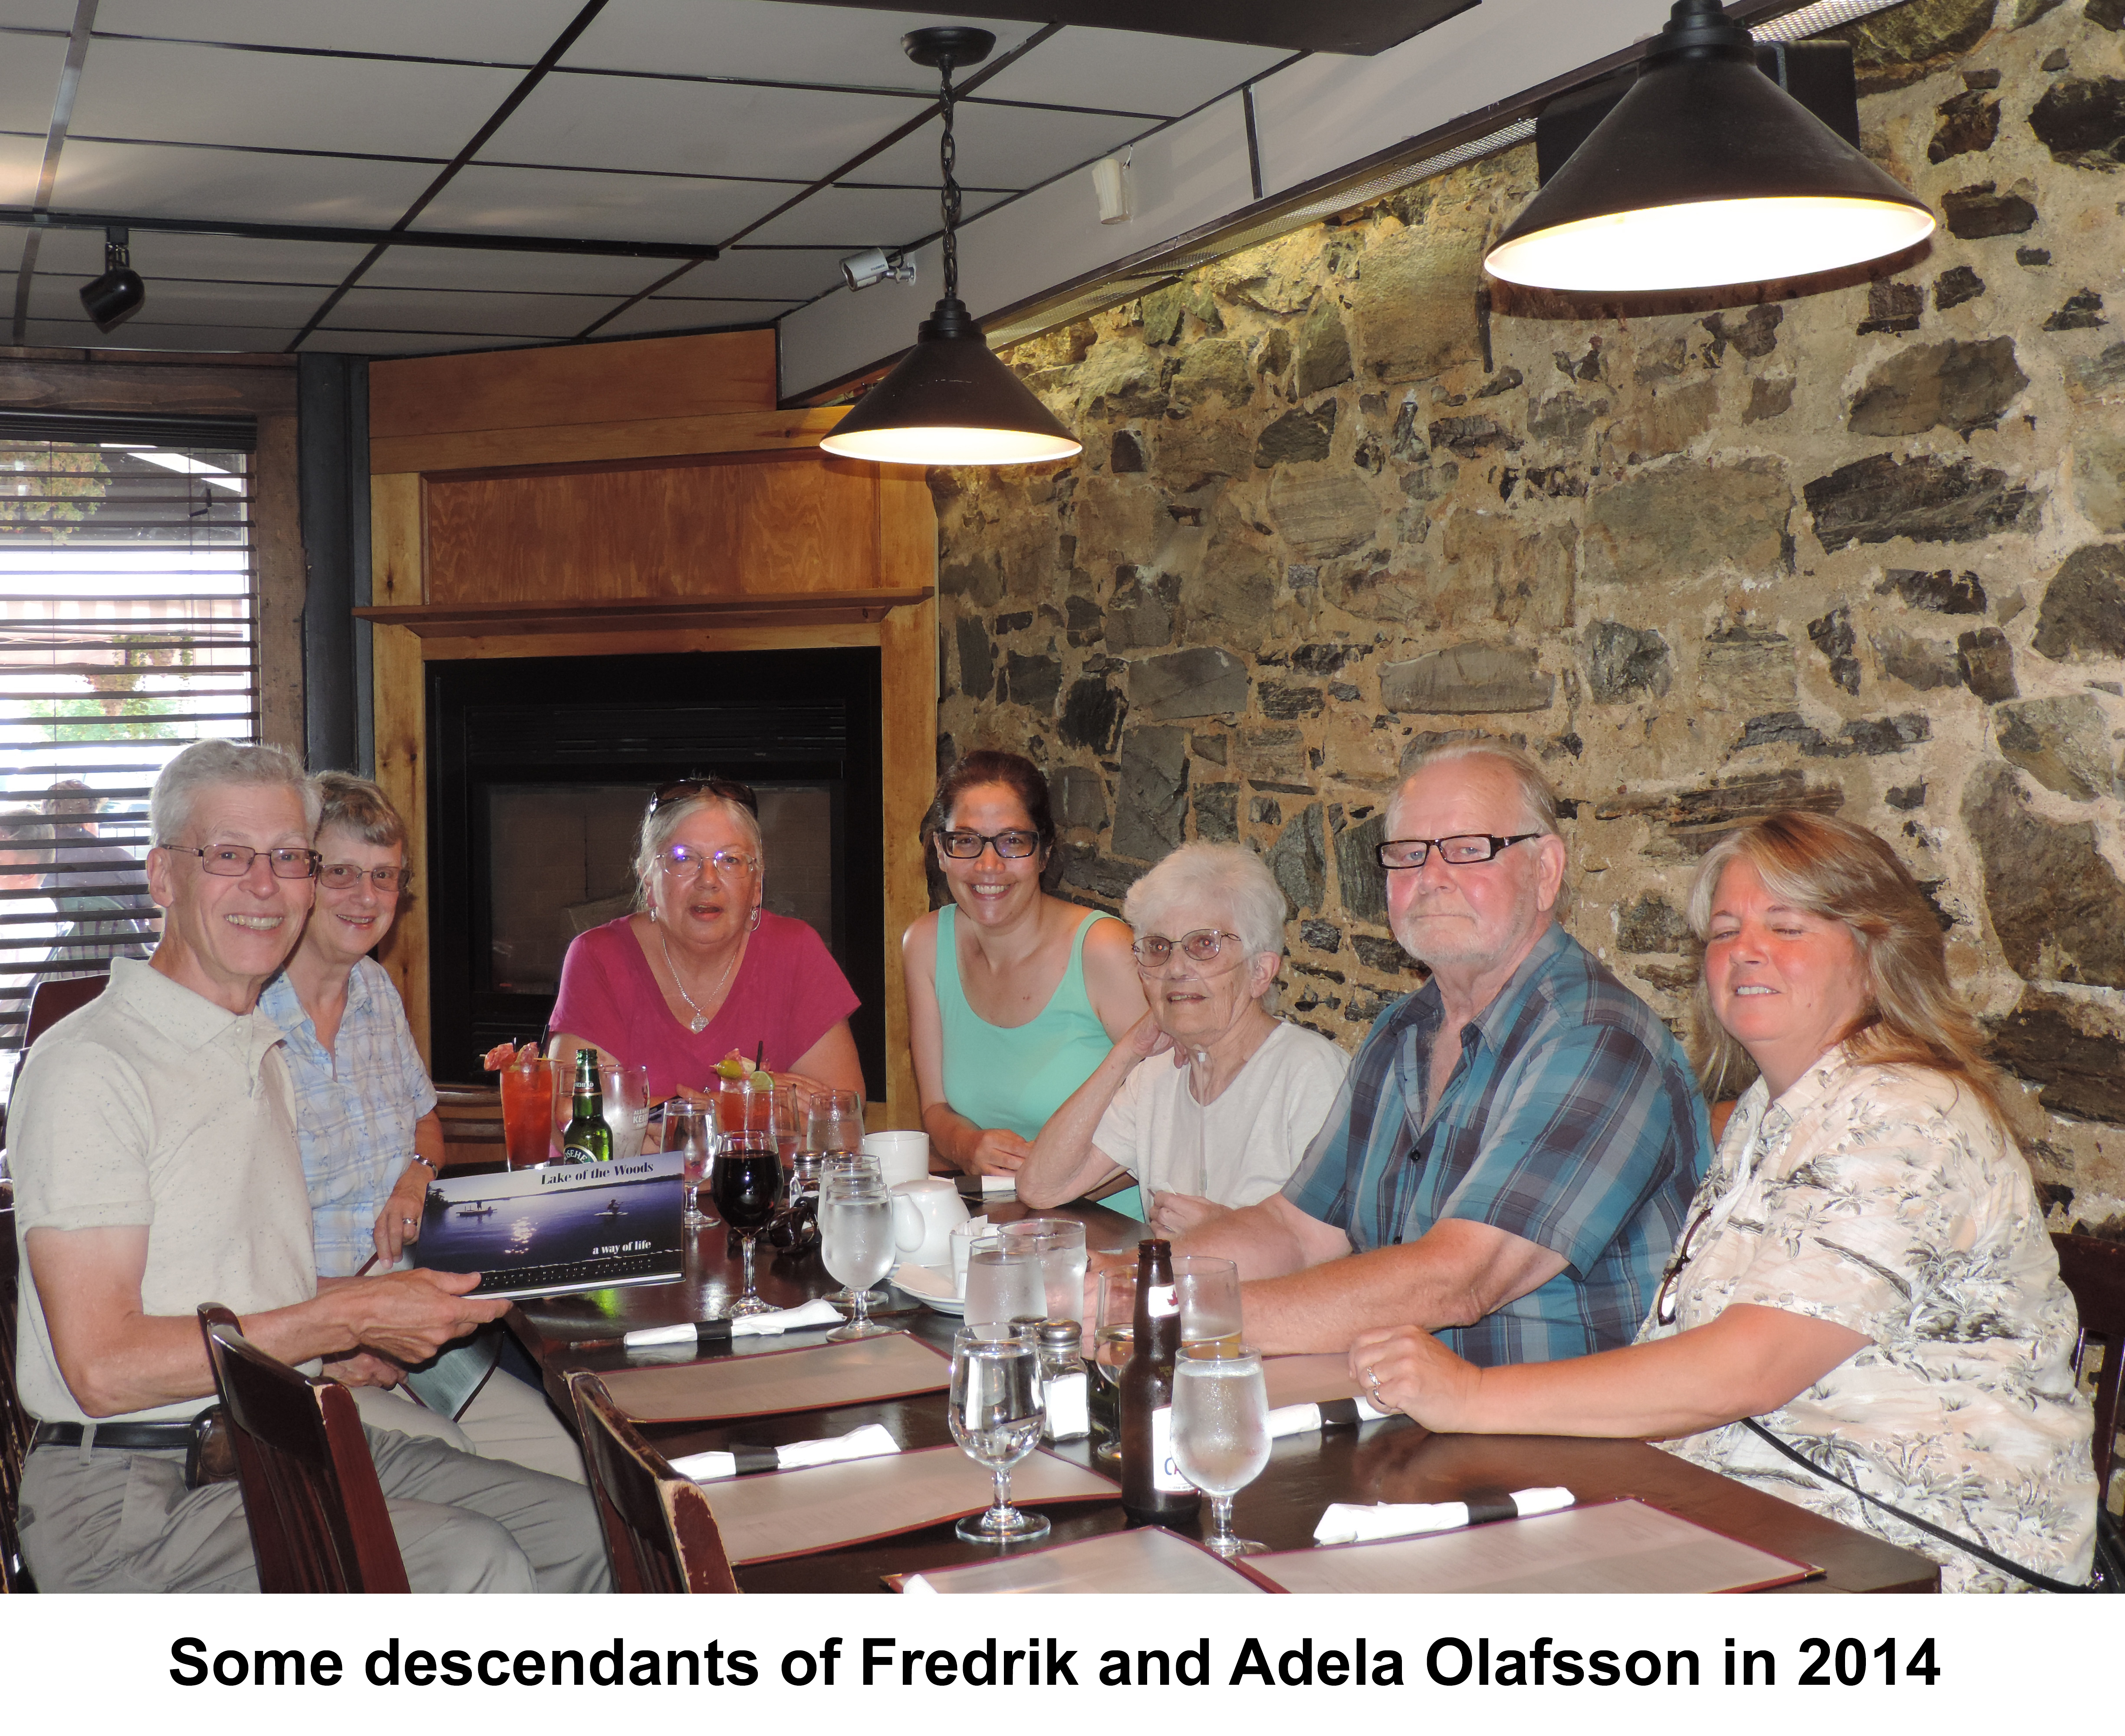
[1162,740,1707,1368]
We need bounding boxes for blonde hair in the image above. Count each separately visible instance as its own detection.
[1684,811,2005,1122]
[312,771,405,850]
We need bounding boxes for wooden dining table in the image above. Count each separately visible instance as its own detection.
[506,1183,1940,1594]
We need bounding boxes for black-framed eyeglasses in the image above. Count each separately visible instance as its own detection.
[1653,1204,1715,1327]
[1132,929,1245,967]
[160,843,321,880]
[650,774,758,816]
[656,844,757,878]
[1375,833,1541,871]
[319,863,411,892]
[936,828,1041,860]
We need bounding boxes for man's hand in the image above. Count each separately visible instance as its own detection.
[1145,1190,1226,1239]
[1347,1323,1480,1429]
[335,1269,507,1366]
[321,1350,405,1389]
[961,1127,1033,1176]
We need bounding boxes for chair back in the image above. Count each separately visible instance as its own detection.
[196,1303,409,1593]
[23,974,107,1049]
[2053,1233,2125,1496]
[569,1373,737,1593]
[1,1203,33,1591]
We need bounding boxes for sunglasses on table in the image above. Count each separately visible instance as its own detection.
[935,828,1042,859]
[161,843,320,879]
[1131,929,1245,967]
[1375,832,1542,870]
[649,774,759,816]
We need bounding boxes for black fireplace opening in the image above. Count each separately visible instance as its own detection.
[424,648,885,1095]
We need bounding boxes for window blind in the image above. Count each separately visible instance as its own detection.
[0,421,257,1084]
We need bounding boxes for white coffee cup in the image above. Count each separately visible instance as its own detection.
[862,1130,932,1189]
[891,1176,968,1267]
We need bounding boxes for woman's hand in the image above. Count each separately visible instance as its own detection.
[371,1161,433,1265]
[1119,1010,1174,1065]
[961,1127,1033,1176]
[1146,1190,1225,1238]
[1348,1324,1484,1430]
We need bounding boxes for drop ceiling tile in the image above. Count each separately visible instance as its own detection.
[560,2,1040,87]
[591,296,797,339]
[487,71,925,183]
[297,329,546,356]
[90,0,586,62]
[0,26,66,116]
[358,245,672,297]
[0,6,76,28]
[69,36,519,158]
[410,162,773,245]
[974,26,1287,117]
[18,228,370,282]
[52,138,438,224]
[738,182,1006,248]
[28,272,332,325]
[658,248,845,301]
[21,316,301,353]
[860,102,1155,191]
[0,134,44,204]
[321,286,624,338]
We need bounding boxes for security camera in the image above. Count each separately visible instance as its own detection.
[840,248,917,292]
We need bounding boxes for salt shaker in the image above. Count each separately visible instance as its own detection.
[1036,1318,1090,1442]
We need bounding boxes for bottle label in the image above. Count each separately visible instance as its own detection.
[1145,1283,1178,1319]
[563,1142,599,1166]
[1148,1404,1191,1493]
[1042,1372,1089,1441]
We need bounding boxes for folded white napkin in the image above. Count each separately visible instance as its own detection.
[621,1297,844,1348]
[1313,1485,1575,1545]
[889,1261,957,1299]
[1266,1396,1391,1438]
[899,1574,939,1594]
[979,1173,1016,1194]
[671,1422,900,1483]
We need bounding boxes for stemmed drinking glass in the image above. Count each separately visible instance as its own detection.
[818,1151,884,1308]
[666,1098,720,1229]
[1171,1345,1272,1556]
[819,1171,895,1341]
[711,1091,782,1316]
[947,1326,1049,1545]
[963,1235,1046,1333]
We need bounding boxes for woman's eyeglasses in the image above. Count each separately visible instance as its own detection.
[319,864,410,892]
[650,775,758,815]
[1653,1204,1715,1327]
[657,845,757,878]
[936,828,1041,860]
[1132,929,1244,967]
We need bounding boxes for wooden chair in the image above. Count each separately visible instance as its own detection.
[569,1373,738,1593]
[1,1203,34,1591]
[195,1303,410,1593]
[22,973,107,1049]
[2052,1232,2125,1497]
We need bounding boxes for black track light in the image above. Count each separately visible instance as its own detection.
[79,227,146,332]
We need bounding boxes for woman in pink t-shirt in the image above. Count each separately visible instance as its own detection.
[548,777,862,1102]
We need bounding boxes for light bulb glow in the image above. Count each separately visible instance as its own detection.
[818,425,1082,466]
[1485,195,1936,293]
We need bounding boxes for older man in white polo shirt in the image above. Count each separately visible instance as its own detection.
[8,740,607,1593]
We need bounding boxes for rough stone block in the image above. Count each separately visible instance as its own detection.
[1057,845,1143,907]
[1267,466,1382,559]
[1702,628,1798,713]
[1743,376,1796,424]
[1255,403,1336,467]
[1104,568,1178,650]
[1074,476,1167,569]
[1155,414,1255,490]
[2064,342,2125,403]
[1294,302,1354,397]
[1265,805,1327,914]
[1334,812,1389,926]
[1058,676,1127,753]
[2072,428,2125,532]
[1054,765,1108,830]
[1381,643,1554,714]
[954,617,994,701]
[1618,894,1692,954]
[1933,264,1986,309]
[1259,682,1325,720]
[1003,651,1062,712]
[1808,608,1863,697]
[1989,989,2125,1125]
[1929,88,2001,160]
[1839,0,1996,95]
[1584,457,1793,584]
[1962,760,2125,989]
[2031,542,2125,661]
[1875,568,1988,613]
[1236,725,1310,787]
[1803,453,2042,549]
[1956,626,2020,701]
[1586,621,1673,702]
[1299,917,1341,953]
[1857,280,1923,335]
[1113,726,1190,862]
[1191,782,1238,843]
[1994,693,2115,799]
[1605,378,1717,461]
[2029,76,2125,169]
[1872,629,1964,690]
[1169,338,1253,408]
[1846,336,2028,437]
[1347,224,1485,383]
[1129,648,1250,722]
[1941,181,2037,237]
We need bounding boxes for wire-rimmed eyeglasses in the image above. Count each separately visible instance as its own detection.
[936,827,1041,860]
[1375,832,1541,871]
[160,843,320,879]
[649,774,758,816]
[1131,929,1245,968]
[656,844,757,879]
[319,863,410,892]
[1653,1203,1716,1327]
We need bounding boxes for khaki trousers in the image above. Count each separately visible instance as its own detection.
[352,1368,588,1485]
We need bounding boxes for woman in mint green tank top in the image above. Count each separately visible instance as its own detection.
[904,753,1146,1181]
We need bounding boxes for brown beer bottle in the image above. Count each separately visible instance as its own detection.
[1119,1237,1200,1524]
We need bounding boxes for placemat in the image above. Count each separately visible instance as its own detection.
[893,1524,1265,1594]
[600,1332,950,1423]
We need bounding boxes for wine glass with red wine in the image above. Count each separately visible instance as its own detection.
[711,1142,783,1316]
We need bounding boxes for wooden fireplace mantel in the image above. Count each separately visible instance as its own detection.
[352,587,934,638]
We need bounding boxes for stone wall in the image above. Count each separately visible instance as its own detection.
[926,0,2125,1239]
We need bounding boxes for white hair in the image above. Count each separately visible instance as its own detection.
[1123,842,1288,959]
[150,740,319,843]
[633,792,765,914]
[1391,736,1571,915]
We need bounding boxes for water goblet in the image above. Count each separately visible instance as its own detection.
[666,1098,720,1229]
[818,1151,883,1306]
[947,1326,1049,1545]
[1171,1345,1271,1556]
[819,1174,896,1341]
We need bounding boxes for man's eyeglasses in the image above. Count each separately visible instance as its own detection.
[161,843,321,880]
[650,775,758,815]
[936,828,1041,860]
[1132,929,1245,967]
[1375,832,1541,871]
[657,844,757,878]
[319,864,410,892]
[1653,1204,1715,1327]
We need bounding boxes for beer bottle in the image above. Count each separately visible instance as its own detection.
[561,1047,613,1166]
[1119,1237,1199,1524]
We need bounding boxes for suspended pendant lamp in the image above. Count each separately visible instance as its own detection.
[819,26,1081,467]
[1484,0,1934,294]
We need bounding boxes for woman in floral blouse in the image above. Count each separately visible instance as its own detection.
[1352,811,2096,1591]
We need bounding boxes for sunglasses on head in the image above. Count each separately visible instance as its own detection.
[649,774,758,816]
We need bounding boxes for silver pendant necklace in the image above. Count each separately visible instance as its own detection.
[658,921,741,1034]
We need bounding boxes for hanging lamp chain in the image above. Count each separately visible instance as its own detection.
[936,55,961,303]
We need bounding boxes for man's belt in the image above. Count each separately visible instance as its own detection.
[32,1419,200,1450]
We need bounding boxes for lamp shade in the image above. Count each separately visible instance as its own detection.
[819,296,1080,467]
[1485,0,1934,293]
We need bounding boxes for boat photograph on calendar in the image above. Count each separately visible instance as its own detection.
[415,1152,687,1300]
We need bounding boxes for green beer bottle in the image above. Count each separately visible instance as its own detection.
[561,1048,613,1166]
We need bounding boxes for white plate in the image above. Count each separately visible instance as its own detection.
[890,1262,964,1314]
